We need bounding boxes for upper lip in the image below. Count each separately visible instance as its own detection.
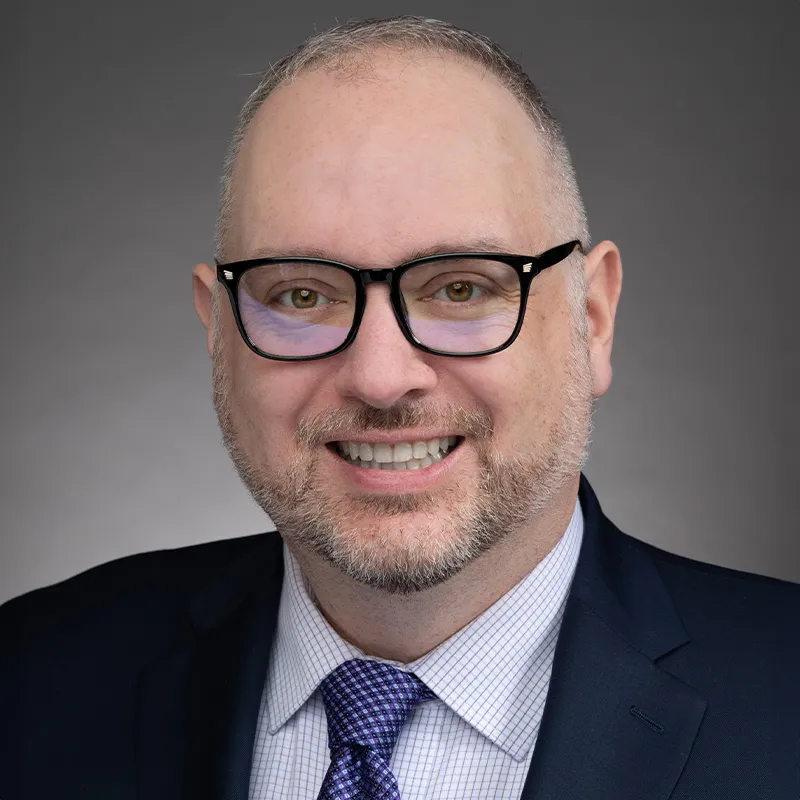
[324,431,462,445]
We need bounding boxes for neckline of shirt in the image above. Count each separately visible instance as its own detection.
[264,496,584,761]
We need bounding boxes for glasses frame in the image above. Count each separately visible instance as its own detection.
[215,239,583,361]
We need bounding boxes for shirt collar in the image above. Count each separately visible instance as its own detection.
[264,498,583,762]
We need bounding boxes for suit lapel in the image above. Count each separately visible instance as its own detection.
[135,533,285,800]
[520,477,707,800]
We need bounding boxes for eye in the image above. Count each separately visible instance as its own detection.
[432,282,485,303]
[276,287,333,309]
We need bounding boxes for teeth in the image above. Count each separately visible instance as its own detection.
[411,441,427,459]
[333,435,460,470]
[373,443,393,463]
[393,442,413,462]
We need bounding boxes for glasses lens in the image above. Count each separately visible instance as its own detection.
[399,258,522,354]
[238,262,356,357]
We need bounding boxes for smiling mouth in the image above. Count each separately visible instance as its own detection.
[327,436,463,471]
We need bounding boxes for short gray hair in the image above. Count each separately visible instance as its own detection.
[214,15,590,273]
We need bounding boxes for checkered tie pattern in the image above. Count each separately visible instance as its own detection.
[317,658,436,799]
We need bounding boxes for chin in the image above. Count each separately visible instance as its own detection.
[291,501,493,594]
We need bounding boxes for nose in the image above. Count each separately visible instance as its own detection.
[333,284,438,408]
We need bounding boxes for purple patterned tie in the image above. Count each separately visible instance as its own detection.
[317,658,436,799]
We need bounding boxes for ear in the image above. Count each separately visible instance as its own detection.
[583,241,623,399]
[192,262,218,357]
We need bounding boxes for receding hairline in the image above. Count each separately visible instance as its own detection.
[266,42,534,106]
[214,18,590,263]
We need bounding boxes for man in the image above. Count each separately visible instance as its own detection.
[1,15,798,800]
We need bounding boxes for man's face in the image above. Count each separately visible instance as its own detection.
[209,52,596,593]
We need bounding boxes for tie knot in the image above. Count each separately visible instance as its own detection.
[319,659,436,761]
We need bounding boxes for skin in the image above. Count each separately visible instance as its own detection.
[192,50,622,663]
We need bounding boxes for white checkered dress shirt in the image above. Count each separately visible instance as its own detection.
[249,497,583,799]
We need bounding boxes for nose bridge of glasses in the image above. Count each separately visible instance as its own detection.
[359,267,395,287]
[353,268,411,346]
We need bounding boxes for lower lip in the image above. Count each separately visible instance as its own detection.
[325,441,464,491]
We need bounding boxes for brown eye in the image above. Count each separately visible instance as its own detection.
[292,288,316,308]
[276,288,332,309]
[435,282,483,302]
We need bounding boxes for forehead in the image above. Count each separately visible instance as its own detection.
[229,50,551,264]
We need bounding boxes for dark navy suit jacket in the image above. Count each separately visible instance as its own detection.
[2,475,799,799]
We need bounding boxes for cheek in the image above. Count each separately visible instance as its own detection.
[453,314,569,447]
[229,355,324,450]
[450,350,550,443]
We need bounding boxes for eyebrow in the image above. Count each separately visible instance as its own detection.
[239,236,519,265]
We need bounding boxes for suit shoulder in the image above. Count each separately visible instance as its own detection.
[621,529,800,639]
[637,533,800,592]
[0,531,278,640]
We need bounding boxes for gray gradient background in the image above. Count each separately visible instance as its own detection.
[2,0,798,605]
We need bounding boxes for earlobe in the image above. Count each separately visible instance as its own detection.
[192,263,218,357]
[584,241,623,399]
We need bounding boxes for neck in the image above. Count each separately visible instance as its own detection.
[288,475,580,663]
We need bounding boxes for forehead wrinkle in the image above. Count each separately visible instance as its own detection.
[235,236,522,266]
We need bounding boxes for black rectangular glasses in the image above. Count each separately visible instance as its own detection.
[215,240,583,361]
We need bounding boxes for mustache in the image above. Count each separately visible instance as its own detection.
[296,403,494,446]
